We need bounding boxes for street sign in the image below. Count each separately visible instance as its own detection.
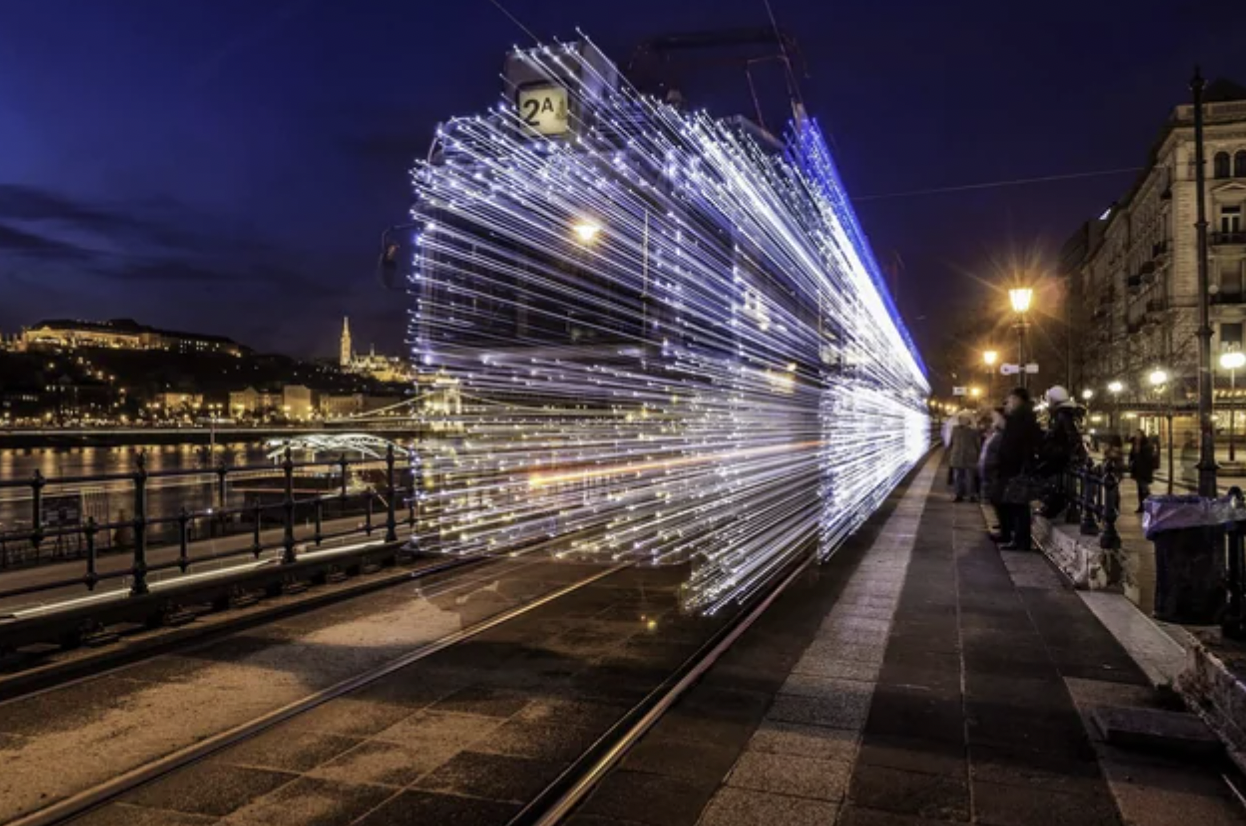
[1000,364,1020,375]
[952,386,967,396]
[516,84,570,136]
[41,493,83,528]
[1025,363,1040,374]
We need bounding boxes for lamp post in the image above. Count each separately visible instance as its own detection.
[1009,288,1034,389]
[1151,369,1174,494]
[983,350,998,401]
[1192,69,1217,497]
[1221,351,1246,462]
[1108,381,1123,437]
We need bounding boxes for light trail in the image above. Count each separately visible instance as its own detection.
[404,37,930,612]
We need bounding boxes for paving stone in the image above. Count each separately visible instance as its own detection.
[284,697,416,737]
[856,734,965,778]
[347,673,462,709]
[373,709,502,751]
[517,697,629,731]
[474,719,600,762]
[223,728,361,772]
[725,750,850,801]
[72,803,217,826]
[223,776,394,826]
[969,743,1102,792]
[428,685,532,718]
[1091,705,1222,758]
[837,802,964,825]
[768,691,870,731]
[745,719,857,763]
[1100,758,1246,826]
[309,739,454,786]
[699,786,839,826]
[580,770,714,826]
[972,780,1120,826]
[353,790,520,826]
[791,656,879,683]
[122,761,297,817]
[621,736,740,785]
[413,750,564,803]
[849,762,969,822]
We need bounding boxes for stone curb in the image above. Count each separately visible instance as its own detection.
[1027,510,1246,778]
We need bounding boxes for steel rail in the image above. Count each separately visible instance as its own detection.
[8,559,631,826]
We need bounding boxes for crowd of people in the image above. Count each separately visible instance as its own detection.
[942,384,1160,550]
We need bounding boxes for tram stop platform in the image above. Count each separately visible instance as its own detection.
[571,453,1246,826]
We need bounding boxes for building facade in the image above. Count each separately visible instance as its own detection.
[1068,80,1246,435]
[337,317,413,383]
[19,318,246,357]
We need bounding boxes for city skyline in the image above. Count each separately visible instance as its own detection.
[1,2,1243,366]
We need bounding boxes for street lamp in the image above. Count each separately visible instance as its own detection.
[1009,288,1033,388]
[983,350,998,400]
[1108,381,1124,436]
[1151,369,1174,493]
[1221,351,1246,461]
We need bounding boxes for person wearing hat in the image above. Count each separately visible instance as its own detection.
[1037,385,1087,517]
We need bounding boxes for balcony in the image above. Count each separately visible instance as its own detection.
[1213,231,1246,246]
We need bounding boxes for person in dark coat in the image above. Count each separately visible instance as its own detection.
[979,407,1007,537]
[997,387,1043,550]
[1128,430,1157,513]
[949,412,983,502]
[1037,385,1088,517]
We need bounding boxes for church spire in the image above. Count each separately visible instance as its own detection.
[340,316,352,368]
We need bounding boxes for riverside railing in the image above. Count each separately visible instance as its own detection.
[1060,456,1122,552]
[0,445,416,606]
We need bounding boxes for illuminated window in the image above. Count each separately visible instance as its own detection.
[1215,152,1232,179]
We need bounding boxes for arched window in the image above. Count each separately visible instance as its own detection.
[1236,150,1246,178]
[1215,151,1231,178]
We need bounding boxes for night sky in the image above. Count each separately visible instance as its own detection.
[1,1,1242,369]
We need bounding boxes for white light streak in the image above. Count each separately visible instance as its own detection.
[406,38,929,612]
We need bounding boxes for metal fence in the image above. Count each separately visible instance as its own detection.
[0,445,416,606]
[1058,457,1122,552]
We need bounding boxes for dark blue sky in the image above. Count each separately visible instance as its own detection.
[1,1,1242,362]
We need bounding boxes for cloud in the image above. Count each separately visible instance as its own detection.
[0,222,97,261]
[0,184,335,295]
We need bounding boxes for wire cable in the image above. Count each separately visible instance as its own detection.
[854,166,1145,202]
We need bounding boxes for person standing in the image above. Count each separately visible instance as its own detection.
[997,387,1043,550]
[979,407,1007,538]
[949,412,982,502]
[1038,385,1087,517]
[1128,430,1157,513]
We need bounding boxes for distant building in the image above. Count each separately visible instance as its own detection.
[154,391,203,411]
[337,317,413,383]
[1065,78,1246,435]
[321,393,364,418]
[229,385,315,419]
[19,318,247,357]
[282,385,315,419]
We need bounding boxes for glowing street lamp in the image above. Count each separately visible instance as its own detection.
[983,350,998,399]
[1008,288,1034,388]
[1082,389,1094,401]
[1221,351,1246,461]
[1149,369,1169,388]
[1008,288,1033,314]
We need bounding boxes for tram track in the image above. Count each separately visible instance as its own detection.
[0,554,625,826]
[2,541,826,826]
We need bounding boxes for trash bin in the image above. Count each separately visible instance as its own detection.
[1143,495,1244,624]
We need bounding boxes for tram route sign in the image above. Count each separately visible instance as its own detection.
[41,493,83,528]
